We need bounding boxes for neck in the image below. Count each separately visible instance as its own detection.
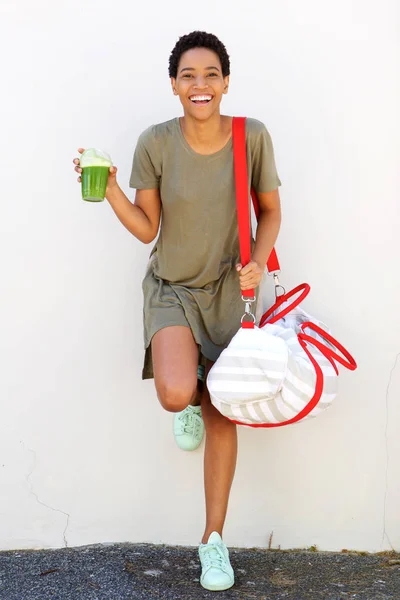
[180,113,224,145]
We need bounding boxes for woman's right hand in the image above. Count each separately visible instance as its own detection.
[72,148,118,192]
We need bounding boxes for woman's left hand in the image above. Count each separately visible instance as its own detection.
[235,260,264,291]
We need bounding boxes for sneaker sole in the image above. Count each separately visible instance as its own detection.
[175,439,202,451]
[200,577,234,591]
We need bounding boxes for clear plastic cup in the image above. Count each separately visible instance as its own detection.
[80,148,112,202]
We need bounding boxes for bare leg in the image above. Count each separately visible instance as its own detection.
[200,360,238,543]
[152,326,199,412]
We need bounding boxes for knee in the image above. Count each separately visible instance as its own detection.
[156,381,197,413]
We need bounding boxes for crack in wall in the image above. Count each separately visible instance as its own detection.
[381,352,400,550]
[22,443,70,548]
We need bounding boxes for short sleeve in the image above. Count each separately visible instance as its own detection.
[248,120,281,193]
[129,126,160,189]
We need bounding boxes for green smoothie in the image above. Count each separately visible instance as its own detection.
[80,148,112,202]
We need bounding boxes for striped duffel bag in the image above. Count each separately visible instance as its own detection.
[207,283,357,428]
[207,116,357,427]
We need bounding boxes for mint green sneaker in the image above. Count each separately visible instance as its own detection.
[199,531,235,591]
[173,405,204,451]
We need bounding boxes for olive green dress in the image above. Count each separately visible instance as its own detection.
[129,116,281,379]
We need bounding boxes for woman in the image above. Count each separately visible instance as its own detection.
[73,30,281,592]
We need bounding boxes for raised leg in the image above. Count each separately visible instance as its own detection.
[151,326,199,413]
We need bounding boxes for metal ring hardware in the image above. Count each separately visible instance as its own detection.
[273,273,286,298]
[241,313,256,324]
[241,297,256,323]
[241,295,256,303]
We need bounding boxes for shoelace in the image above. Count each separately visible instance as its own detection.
[179,409,201,435]
[200,544,227,571]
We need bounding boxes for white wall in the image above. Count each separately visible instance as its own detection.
[1,0,399,551]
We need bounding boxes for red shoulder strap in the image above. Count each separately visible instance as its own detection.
[232,116,280,300]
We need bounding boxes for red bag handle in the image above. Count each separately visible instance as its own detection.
[232,116,281,304]
[259,283,311,328]
[299,322,358,372]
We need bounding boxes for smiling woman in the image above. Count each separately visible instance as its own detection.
[170,43,231,149]
[81,30,282,593]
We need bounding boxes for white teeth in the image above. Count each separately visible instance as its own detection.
[190,95,212,101]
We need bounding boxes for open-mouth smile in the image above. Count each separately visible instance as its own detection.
[189,94,213,105]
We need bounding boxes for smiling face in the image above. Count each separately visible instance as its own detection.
[171,47,230,119]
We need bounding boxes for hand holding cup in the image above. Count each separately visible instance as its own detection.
[73,148,117,201]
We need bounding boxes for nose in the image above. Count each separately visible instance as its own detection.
[193,75,209,89]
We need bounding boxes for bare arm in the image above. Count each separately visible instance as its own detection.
[236,188,281,291]
[106,184,161,244]
[73,148,161,245]
[251,188,281,268]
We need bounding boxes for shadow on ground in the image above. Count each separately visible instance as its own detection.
[1,544,400,599]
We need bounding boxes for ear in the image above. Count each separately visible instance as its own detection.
[223,75,230,94]
[170,77,178,95]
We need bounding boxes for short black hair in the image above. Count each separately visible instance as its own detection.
[168,31,230,79]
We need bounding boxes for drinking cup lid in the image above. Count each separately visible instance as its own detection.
[80,148,112,168]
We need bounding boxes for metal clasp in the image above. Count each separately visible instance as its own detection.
[241,295,256,324]
[273,273,285,299]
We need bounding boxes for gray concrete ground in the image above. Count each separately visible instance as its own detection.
[1,543,400,600]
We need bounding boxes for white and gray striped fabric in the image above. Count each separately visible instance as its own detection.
[207,304,338,427]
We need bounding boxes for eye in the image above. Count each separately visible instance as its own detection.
[208,72,218,76]
[182,74,193,78]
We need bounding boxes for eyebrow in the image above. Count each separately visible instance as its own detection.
[179,66,220,73]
